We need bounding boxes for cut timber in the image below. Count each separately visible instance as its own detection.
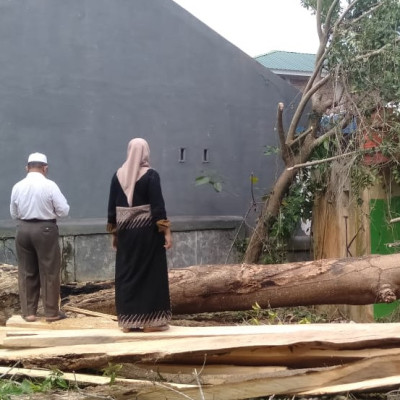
[119,363,287,385]
[5,315,117,330]
[3,353,397,399]
[2,321,400,370]
[64,253,400,314]
[300,375,400,395]
[5,320,400,348]
[0,366,196,390]
[63,305,118,320]
[2,321,400,398]
[128,353,400,399]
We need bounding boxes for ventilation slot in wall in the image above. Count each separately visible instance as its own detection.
[179,148,186,163]
[203,148,209,163]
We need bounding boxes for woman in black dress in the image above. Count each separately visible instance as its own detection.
[107,138,172,332]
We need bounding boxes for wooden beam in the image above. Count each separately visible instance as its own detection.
[0,366,196,389]
[62,305,118,321]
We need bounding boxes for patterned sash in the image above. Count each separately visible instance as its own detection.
[116,204,152,230]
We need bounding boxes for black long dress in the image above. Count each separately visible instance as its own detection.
[107,169,171,329]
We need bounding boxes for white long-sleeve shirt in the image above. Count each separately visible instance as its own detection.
[10,172,70,220]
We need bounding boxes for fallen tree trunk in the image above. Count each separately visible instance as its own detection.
[3,253,400,316]
[64,253,400,314]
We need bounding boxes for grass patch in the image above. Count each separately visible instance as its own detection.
[0,369,70,400]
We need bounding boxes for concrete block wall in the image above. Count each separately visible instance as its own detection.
[0,216,244,283]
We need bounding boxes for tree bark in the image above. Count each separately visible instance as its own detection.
[3,253,400,317]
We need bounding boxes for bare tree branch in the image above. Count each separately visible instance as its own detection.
[286,74,331,144]
[312,113,353,148]
[343,1,384,27]
[276,102,291,164]
[354,37,400,61]
[336,0,362,28]
[287,0,366,144]
[324,0,341,36]
[288,127,314,149]
[316,0,324,40]
[287,150,359,171]
[277,102,286,148]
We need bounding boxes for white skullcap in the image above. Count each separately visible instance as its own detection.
[27,152,48,164]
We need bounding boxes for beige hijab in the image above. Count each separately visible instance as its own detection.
[117,138,150,206]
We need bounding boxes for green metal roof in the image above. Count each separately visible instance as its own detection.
[255,51,316,74]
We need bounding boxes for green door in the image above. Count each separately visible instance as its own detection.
[370,197,400,319]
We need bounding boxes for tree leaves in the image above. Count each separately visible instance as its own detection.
[195,174,223,192]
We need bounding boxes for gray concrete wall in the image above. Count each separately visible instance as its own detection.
[0,0,303,221]
[0,217,244,282]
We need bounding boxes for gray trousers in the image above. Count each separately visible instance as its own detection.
[15,220,61,318]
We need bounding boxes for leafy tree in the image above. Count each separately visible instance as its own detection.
[244,0,400,263]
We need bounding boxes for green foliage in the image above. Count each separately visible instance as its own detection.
[247,302,281,325]
[0,370,69,399]
[41,369,69,391]
[263,145,280,156]
[258,111,399,264]
[325,0,399,107]
[195,171,223,192]
[244,302,281,325]
[260,169,315,264]
[308,140,335,191]
[301,0,341,20]
[234,237,249,261]
[242,304,330,326]
[351,163,382,205]
[301,0,400,114]
[392,164,400,185]
[102,362,123,385]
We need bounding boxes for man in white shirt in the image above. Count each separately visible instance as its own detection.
[10,152,70,322]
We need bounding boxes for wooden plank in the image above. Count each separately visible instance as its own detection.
[7,328,385,369]
[5,320,400,346]
[3,320,400,392]
[62,305,118,320]
[5,315,118,330]
[2,321,400,397]
[0,365,196,389]
[1,328,400,372]
[3,322,400,354]
[299,375,400,395]
[4,328,147,347]
[128,353,400,399]
[167,344,400,368]
[120,363,287,385]
[33,354,398,400]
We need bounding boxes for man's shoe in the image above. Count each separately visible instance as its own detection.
[46,311,67,322]
[23,315,37,322]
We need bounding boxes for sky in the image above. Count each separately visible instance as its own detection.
[172,0,320,57]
